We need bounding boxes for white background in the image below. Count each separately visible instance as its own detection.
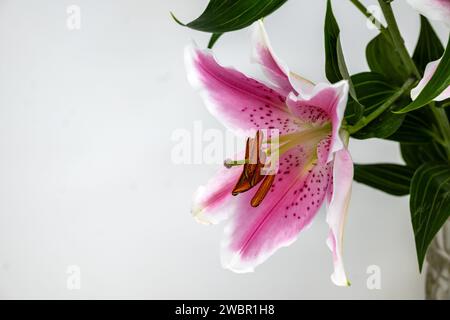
[0,0,447,299]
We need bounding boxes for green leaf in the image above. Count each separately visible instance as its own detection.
[345,72,396,125]
[324,0,361,116]
[397,35,450,113]
[387,108,434,143]
[366,31,409,86]
[439,98,450,109]
[324,0,342,84]
[400,142,447,169]
[413,15,444,75]
[171,0,287,33]
[350,72,397,112]
[410,163,450,271]
[347,72,406,138]
[352,109,405,139]
[354,163,415,196]
[207,33,223,49]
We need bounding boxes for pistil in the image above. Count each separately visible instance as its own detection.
[224,159,247,168]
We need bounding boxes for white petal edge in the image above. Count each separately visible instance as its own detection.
[326,148,353,286]
[220,217,316,274]
[406,0,450,28]
[251,20,315,95]
[411,58,450,101]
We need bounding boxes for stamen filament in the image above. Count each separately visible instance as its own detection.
[267,123,331,144]
[267,123,331,157]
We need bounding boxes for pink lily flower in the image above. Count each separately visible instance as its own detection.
[411,58,450,101]
[406,0,450,27]
[185,21,353,286]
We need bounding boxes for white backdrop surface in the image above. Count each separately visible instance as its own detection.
[0,0,447,299]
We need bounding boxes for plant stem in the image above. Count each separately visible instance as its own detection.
[349,0,387,31]
[377,0,421,79]
[348,78,416,134]
[348,0,394,48]
[430,103,450,160]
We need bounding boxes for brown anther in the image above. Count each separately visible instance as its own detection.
[231,130,274,207]
[251,174,275,207]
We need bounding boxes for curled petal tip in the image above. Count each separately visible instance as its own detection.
[191,207,213,226]
[332,280,351,287]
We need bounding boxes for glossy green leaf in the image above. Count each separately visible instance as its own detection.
[397,35,450,113]
[354,163,415,196]
[351,73,396,113]
[439,99,450,109]
[387,108,433,143]
[324,0,341,84]
[352,109,405,139]
[347,72,406,138]
[366,31,409,86]
[400,142,447,169]
[172,0,287,33]
[413,15,444,75]
[345,72,396,125]
[410,163,450,271]
[207,33,223,49]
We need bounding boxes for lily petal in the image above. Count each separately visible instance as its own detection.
[407,0,450,27]
[326,148,353,287]
[252,20,315,95]
[287,81,349,163]
[251,20,292,95]
[221,146,333,273]
[185,45,299,134]
[192,165,243,225]
[411,58,450,101]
